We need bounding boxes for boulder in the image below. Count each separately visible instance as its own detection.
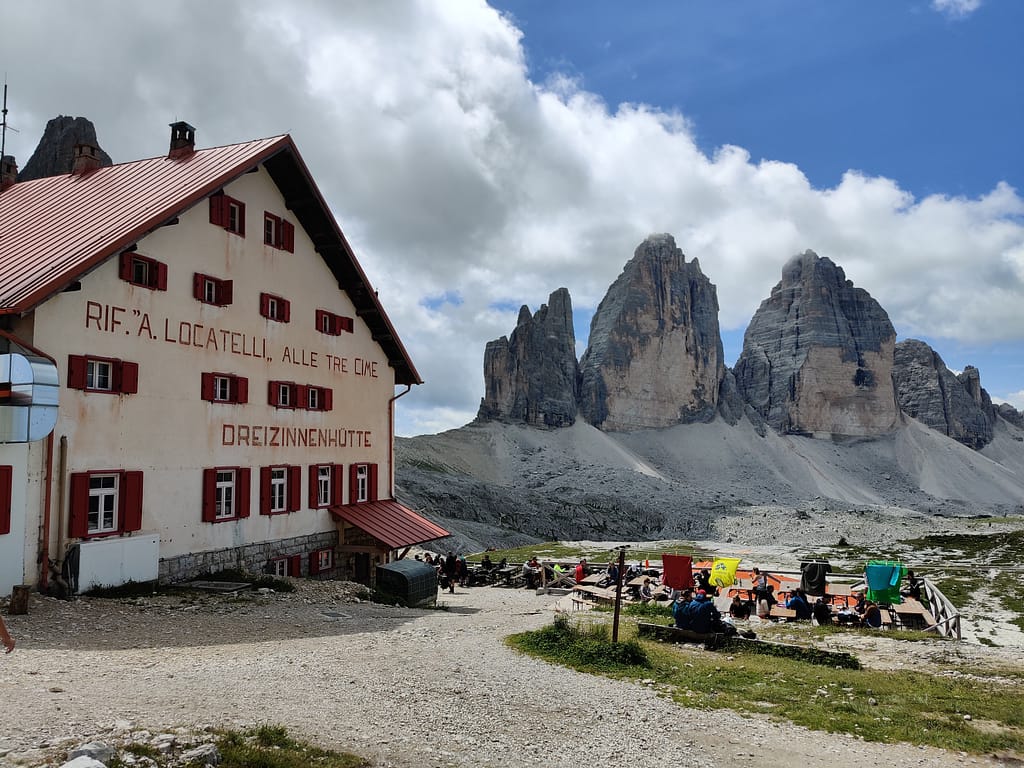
[734,251,899,436]
[579,234,725,430]
[893,339,995,448]
[476,287,579,427]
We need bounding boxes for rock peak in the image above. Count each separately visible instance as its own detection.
[18,115,113,182]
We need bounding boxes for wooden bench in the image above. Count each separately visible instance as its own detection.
[573,584,617,604]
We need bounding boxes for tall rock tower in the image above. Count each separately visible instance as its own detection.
[476,287,580,427]
[734,251,899,436]
[17,116,113,181]
[579,234,725,431]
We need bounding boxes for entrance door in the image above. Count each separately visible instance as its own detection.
[354,553,371,585]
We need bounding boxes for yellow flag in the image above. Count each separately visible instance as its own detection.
[709,557,740,587]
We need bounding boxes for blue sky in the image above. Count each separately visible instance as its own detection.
[4,1,1023,433]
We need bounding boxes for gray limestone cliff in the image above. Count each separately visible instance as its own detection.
[734,251,899,436]
[17,116,113,181]
[579,234,724,431]
[476,288,580,427]
[893,339,996,448]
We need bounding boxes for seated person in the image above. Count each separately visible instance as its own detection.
[480,554,494,571]
[785,588,813,620]
[903,569,922,601]
[729,594,751,620]
[853,591,867,615]
[522,557,542,589]
[811,597,832,626]
[639,577,656,602]
[687,590,737,636]
[574,558,587,583]
[862,600,883,629]
[695,568,718,596]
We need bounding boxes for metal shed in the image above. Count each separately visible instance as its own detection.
[376,559,438,607]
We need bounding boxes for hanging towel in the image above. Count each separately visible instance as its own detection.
[864,560,906,604]
[661,554,693,589]
[709,557,741,588]
[800,561,832,596]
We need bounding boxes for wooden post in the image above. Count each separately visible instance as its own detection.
[611,547,626,643]
[9,585,30,615]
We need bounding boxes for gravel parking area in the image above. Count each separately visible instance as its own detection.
[0,582,1010,768]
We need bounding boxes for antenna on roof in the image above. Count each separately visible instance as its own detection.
[1,78,21,162]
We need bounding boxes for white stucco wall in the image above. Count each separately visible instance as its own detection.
[14,166,399,581]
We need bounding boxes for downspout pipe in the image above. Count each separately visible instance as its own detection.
[387,384,413,499]
[38,433,54,590]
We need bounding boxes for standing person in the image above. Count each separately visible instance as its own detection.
[751,567,769,602]
[443,552,458,594]
[0,615,14,653]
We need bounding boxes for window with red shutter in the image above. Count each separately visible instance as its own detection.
[289,554,302,577]
[322,388,333,412]
[202,468,218,522]
[281,220,295,252]
[210,194,227,227]
[118,361,139,394]
[210,193,245,235]
[308,465,320,509]
[237,468,251,518]
[203,373,248,404]
[67,355,87,390]
[120,252,167,291]
[368,463,379,502]
[0,465,12,536]
[288,465,301,512]
[234,376,248,404]
[260,467,272,515]
[68,472,91,538]
[194,273,232,306]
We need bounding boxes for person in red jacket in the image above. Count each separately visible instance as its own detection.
[574,558,587,584]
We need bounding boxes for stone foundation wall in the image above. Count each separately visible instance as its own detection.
[159,531,339,584]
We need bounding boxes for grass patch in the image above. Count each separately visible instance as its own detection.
[467,541,711,565]
[512,614,1024,755]
[991,571,1024,633]
[82,579,166,598]
[507,614,649,672]
[213,725,369,768]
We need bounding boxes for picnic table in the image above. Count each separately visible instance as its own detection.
[892,598,932,629]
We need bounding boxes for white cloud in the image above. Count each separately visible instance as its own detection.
[931,0,983,19]
[3,0,1021,435]
[993,391,1024,411]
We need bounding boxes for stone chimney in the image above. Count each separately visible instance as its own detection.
[71,143,103,175]
[168,121,196,158]
[0,155,17,191]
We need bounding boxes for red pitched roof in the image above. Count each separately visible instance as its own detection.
[0,135,421,385]
[330,500,449,549]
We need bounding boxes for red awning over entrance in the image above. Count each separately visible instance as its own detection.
[329,500,449,549]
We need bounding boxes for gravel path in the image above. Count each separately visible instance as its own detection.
[0,583,1009,768]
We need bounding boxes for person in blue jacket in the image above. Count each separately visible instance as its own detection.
[785,588,813,620]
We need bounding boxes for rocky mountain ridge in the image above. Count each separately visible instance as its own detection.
[16,115,112,181]
[401,234,1023,549]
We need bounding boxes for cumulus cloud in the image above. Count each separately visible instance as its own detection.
[3,0,1021,435]
[999,391,1024,411]
[931,0,983,19]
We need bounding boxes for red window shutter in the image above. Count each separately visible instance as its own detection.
[118,361,139,394]
[220,280,233,306]
[331,464,344,506]
[0,465,12,536]
[288,465,301,511]
[349,464,359,505]
[201,372,215,401]
[209,195,226,226]
[259,293,270,318]
[341,316,354,333]
[282,220,295,252]
[237,467,251,518]
[121,471,144,532]
[236,201,246,236]
[323,388,333,412]
[202,468,217,522]
[155,261,168,291]
[309,551,320,576]
[308,465,319,508]
[268,381,280,406]
[67,355,87,390]
[68,472,91,538]
[234,376,248,404]
[289,554,302,577]
[281,299,291,323]
[193,273,205,301]
[315,309,326,332]
[369,463,379,501]
[119,252,133,281]
[259,467,272,515]
[296,385,308,409]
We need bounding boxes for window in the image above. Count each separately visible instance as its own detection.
[308,464,344,508]
[260,465,301,515]
[309,548,334,576]
[268,381,296,409]
[0,465,12,536]
[209,193,245,236]
[68,355,138,395]
[315,309,354,336]
[119,252,167,290]
[349,463,378,504]
[193,273,233,306]
[259,292,291,323]
[202,467,251,522]
[269,555,303,577]
[201,372,248,404]
[68,470,144,539]
[264,211,295,252]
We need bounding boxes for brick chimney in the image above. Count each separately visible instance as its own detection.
[0,155,16,191]
[168,121,196,158]
[71,143,103,175]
